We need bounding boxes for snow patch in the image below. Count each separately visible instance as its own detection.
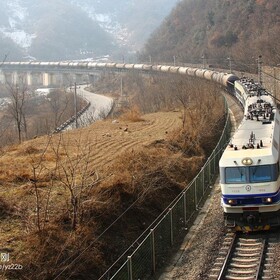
[35,88,54,96]
[71,0,130,47]
[7,0,27,24]
[0,0,36,48]
[0,28,36,48]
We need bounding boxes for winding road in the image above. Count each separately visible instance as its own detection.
[68,85,114,129]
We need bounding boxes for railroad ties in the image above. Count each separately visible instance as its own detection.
[209,231,276,280]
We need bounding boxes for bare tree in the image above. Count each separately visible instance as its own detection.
[48,89,70,128]
[27,137,54,234]
[0,53,8,67]
[6,75,29,143]
[52,134,99,230]
[175,83,192,128]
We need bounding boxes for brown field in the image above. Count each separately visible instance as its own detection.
[0,110,182,182]
[0,109,187,279]
[0,73,226,279]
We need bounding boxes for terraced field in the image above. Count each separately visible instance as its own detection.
[1,110,181,172]
[87,112,181,166]
[0,110,182,274]
[56,110,182,171]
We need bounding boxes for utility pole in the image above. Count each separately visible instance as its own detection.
[274,67,277,100]
[74,82,78,128]
[257,55,263,85]
[227,56,232,73]
[120,76,123,97]
[201,54,206,68]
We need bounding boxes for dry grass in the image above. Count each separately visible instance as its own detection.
[119,105,145,122]
[0,74,226,280]
[0,197,13,218]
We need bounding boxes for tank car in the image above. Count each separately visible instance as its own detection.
[194,68,206,79]
[133,64,144,70]
[169,66,179,73]
[219,78,280,231]
[143,64,152,71]
[151,65,162,72]
[178,67,188,75]
[160,65,171,72]
[124,64,134,70]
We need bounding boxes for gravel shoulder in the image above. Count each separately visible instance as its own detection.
[158,180,227,280]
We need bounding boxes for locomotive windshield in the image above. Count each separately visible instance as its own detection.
[225,167,246,183]
[249,165,275,182]
[223,164,279,184]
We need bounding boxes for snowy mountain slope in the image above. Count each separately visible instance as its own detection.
[0,0,179,61]
[0,0,35,48]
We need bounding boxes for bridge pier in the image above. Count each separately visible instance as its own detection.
[42,73,63,87]
[75,74,84,84]
[88,73,100,86]
[28,72,43,86]
[0,71,4,84]
[42,73,51,87]
[2,72,21,85]
[62,73,72,85]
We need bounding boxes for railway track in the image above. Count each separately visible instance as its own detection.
[209,231,276,280]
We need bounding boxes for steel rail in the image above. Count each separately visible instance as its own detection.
[217,234,268,280]
[255,238,267,280]
[217,233,237,280]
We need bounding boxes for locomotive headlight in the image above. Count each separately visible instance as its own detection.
[228,199,237,205]
[263,197,273,203]
[242,158,253,165]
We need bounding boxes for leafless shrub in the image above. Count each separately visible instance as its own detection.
[49,134,99,231]
[119,105,145,122]
[9,224,106,280]
[6,76,30,143]
[0,197,13,218]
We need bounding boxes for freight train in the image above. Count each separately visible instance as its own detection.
[219,77,280,232]
[3,61,280,232]
[0,61,238,91]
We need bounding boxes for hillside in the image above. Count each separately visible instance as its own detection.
[140,0,280,70]
[0,0,178,61]
[0,73,226,279]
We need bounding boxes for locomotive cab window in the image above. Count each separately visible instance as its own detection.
[225,167,246,183]
[249,164,278,183]
[223,164,279,184]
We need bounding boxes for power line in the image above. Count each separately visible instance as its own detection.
[0,54,8,67]
[263,70,280,82]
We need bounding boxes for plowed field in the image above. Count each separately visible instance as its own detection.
[0,110,182,260]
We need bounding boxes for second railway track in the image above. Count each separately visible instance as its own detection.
[209,231,277,280]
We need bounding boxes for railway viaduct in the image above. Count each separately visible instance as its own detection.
[0,62,103,87]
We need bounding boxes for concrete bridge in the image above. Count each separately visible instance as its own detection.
[0,61,107,87]
[0,61,189,87]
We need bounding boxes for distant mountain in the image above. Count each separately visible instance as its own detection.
[140,0,280,70]
[0,0,178,61]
